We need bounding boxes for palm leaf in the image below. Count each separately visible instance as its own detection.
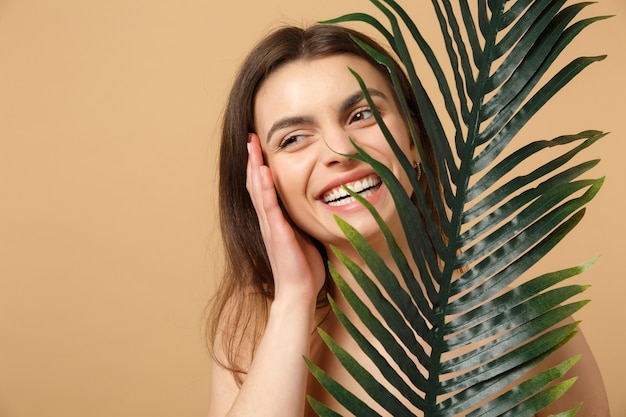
[307,0,609,415]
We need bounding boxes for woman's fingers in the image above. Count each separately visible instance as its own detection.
[247,134,292,245]
[246,134,271,230]
[246,134,291,247]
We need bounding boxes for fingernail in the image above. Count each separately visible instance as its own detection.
[247,142,251,154]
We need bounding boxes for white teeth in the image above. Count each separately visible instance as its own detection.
[322,174,382,206]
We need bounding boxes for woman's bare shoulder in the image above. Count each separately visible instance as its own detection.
[207,285,274,416]
[535,326,610,416]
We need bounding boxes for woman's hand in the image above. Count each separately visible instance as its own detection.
[246,133,326,304]
[209,135,328,417]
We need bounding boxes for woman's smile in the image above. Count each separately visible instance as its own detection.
[320,173,383,207]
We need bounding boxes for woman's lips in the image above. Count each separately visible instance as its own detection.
[320,173,383,207]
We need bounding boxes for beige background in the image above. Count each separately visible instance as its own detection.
[0,1,624,416]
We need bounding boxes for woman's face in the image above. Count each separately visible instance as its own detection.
[253,54,416,248]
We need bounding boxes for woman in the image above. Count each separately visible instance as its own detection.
[207,25,609,417]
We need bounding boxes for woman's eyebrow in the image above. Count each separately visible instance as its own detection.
[339,88,387,114]
[266,115,314,143]
[264,88,387,142]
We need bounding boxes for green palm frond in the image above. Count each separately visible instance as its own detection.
[308,0,609,415]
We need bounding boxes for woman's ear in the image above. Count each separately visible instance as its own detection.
[409,141,420,165]
[408,139,422,180]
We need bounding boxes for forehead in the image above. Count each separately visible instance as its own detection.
[253,55,392,131]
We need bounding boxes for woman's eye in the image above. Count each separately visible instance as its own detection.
[279,134,305,149]
[350,107,375,123]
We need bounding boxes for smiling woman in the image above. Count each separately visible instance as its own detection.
[205,24,609,417]
[0,0,622,416]
[207,25,439,416]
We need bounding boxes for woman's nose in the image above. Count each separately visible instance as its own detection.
[320,126,357,166]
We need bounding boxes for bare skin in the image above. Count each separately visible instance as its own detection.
[207,56,610,417]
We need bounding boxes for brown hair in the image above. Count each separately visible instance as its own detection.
[207,24,437,384]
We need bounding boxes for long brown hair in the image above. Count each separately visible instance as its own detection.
[207,24,437,384]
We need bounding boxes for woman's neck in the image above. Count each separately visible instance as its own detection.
[322,228,418,308]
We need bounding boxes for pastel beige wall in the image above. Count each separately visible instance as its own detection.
[0,1,623,416]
